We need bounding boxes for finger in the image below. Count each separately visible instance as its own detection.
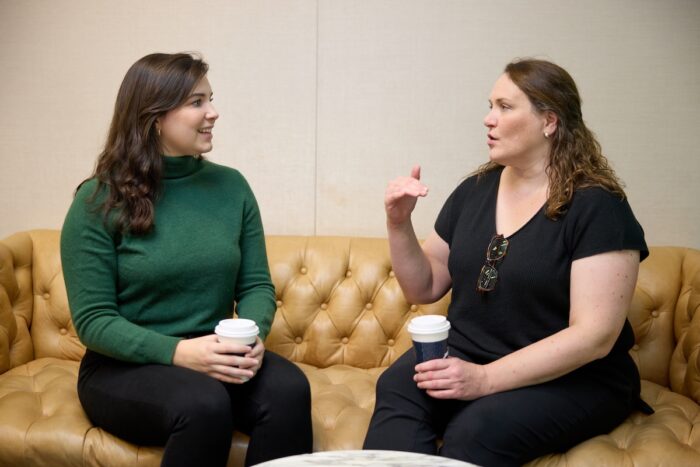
[386,182,427,201]
[415,359,450,374]
[216,342,252,355]
[410,165,421,180]
[212,363,254,380]
[426,389,455,399]
[235,357,260,370]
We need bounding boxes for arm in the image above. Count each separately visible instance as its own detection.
[386,165,452,304]
[232,177,276,340]
[61,184,181,364]
[416,249,640,399]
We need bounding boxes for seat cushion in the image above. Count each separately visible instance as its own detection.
[297,363,385,451]
[0,358,247,467]
[527,380,700,466]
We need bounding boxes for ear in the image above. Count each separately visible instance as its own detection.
[543,111,558,137]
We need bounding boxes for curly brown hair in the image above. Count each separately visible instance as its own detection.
[476,59,625,219]
[81,52,209,234]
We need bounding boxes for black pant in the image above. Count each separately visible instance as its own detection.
[78,349,313,467]
[363,351,638,467]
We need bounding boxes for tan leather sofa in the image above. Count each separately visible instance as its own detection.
[1,229,699,466]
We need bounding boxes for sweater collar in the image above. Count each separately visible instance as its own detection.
[162,155,202,179]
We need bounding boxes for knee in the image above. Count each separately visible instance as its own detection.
[375,354,417,399]
[441,402,520,467]
[173,380,232,432]
[258,355,311,410]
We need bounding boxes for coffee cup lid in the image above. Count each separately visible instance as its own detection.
[407,315,450,334]
[215,318,259,338]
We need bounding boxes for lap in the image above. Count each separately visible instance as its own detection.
[373,351,636,464]
[441,369,637,464]
[77,349,310,442]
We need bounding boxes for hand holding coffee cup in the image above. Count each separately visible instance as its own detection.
[215,318,260,382]
[407,315,450,364]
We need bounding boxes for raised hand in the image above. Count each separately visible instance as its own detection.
[385,165,429,228]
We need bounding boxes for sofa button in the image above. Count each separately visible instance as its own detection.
[365,303,373,310]
[341,337,349,344]
[295,337,303,344]
[651,310,659,318]
[43,293,50,300]
[410,305,418,312]
[387,339,395,346]
[300,267,307,274]
[320,303,328,310]
[632,344,640,351]
[345,270,352,278]
[389,270,395,278]
[276,300,283,307]
[59,328,68,335]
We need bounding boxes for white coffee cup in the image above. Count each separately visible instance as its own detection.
[407,315,450,363]
[215,318,259,347]
[215,318,259,382]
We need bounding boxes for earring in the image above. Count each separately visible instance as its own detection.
[544,132,549,138]
[157,128,161,137]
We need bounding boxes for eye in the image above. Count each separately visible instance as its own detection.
[191,99,202,107]
[500,103,511,110]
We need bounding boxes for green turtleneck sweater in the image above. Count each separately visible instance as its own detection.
[61,156,276,365]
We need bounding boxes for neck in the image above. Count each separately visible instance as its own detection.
[502,157,549,192]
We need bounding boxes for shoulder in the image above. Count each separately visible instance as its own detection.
[201,160,248,183]
[564,186,647,261]
[450,166,501,201]
[202,159,242,177]
[567,186,632,218]
[200,160,256,199]
[68,178,108,215]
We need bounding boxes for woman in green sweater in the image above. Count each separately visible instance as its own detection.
[61,52,312,467]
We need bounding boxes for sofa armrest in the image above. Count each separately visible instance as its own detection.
[669,247,700,403]
[0,232,36,373]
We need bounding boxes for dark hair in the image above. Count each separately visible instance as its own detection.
[476,58,625,219]
[84,52,209,234]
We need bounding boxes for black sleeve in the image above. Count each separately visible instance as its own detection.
[565,188,648,262]
[434,176,476,246]
[435,186,457,245]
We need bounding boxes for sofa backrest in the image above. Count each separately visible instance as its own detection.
[264,236,450,369]
[627,247,700,394]
[0,230,84,373]
[1,230,699,403]
[631,247,700,398]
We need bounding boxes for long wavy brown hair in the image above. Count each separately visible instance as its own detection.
[476,59,625,219]
[82,52,209,234]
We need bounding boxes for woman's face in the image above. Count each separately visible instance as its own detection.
[158,76,219,157]
[483,74,551,166]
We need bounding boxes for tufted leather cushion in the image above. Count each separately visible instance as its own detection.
[1,230,699,466]
[264,236,451,369]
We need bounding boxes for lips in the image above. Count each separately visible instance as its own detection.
[198,127,213,134]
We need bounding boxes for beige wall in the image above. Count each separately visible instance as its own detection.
[1,0,698,248]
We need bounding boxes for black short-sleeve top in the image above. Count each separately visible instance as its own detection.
[435,167,648,367]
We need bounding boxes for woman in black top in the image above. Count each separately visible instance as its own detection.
[364,59,648,466]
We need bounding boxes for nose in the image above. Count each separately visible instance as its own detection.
[484,109,496,128]
[206,102,219,121]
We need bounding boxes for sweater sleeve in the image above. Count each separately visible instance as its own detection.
[61,181,181,364]
[233,176,276,340]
